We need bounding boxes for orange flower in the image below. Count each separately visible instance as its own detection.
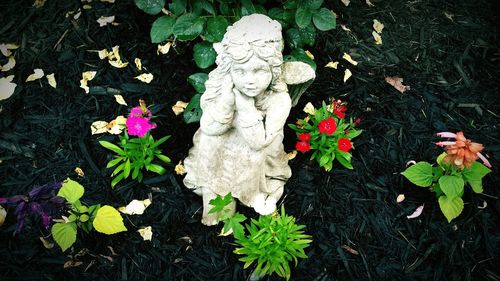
[436,131,491,169]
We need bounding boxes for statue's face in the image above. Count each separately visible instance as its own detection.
[230,55,272,97]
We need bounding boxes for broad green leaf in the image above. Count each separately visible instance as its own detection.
[150,16,176,43]
[88,204,101,216]
[304,0,323,10]
[192,0,214,15]
[224,212,247,240]
[284,48,317,71]
[99,141,125,155]
[240,0,256,15]
[188,73,208,93]
[439,175,464,198]
[298,25,316,46]
[204,16,229,43]
[312,8,336,31]
[58,178,84,204]
[134,0,165,15]
[183,94,202,123]
[169,0,187,15]
[462,162,491,193]
[51,222,77,252]
[295,7,313,28]
[286,28,303,49]
[436,152,447,167]
[209,193,233,214]
[193,42,216,69]
[93,205,127,234]
[401,162,433,187]
[173,14,205,41]
[438,195,464,223]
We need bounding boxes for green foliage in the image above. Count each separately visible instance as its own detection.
[183,94,202,123]
[187,73,208,93]
[133,0,338,122]
[208,192,233,214]
[401,151,491,222]
[288,100,362,171]
[100,133,171,188]
[50,179,126,252]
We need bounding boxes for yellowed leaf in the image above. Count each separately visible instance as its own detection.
[114,94,127,106]
[0,205,6,226]
[342,53,358,66]
[90,120,109,135]
[325,61,339,69]
[0,75,16,101]
[341,0,350,6]
[80,71,97,93]
[175,161,186,175]
[137,226,153,241]
[26,68,44,82]
[46,73,57,88]
[385,76,410,93]
[64,260,83,268]
[303,102,315,115]
[98,49,110,60]
[134,73,153,83]
[97,15,115,27]
[172,100,188,115]
[1,56,16,72]
[120,199,152,215]
[75,167,85,177]
[157,42,172,55]
[287,150,297,160]
[343,69,352,83]
[106,116,126,135]
[32,0,46,8]
[373,19,384,34]
[83,4,92,9]
[108,60,128,68]
[134,58,142,70]
[111,46,122,61]
[0,43,19,57]
[372,31,382,45]
[305,50,314,60]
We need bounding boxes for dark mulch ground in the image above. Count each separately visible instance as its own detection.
[1,0,499,280]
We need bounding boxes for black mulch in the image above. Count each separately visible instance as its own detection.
[1,0,499,280]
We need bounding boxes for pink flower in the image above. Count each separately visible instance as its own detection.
[129,106,152,118]
[126,116,156,137]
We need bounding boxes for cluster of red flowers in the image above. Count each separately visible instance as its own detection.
[295,133,311,152]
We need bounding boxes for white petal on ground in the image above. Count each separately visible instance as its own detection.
[0,75,17,101]
[407,205,424,219]
[26,68,45,82]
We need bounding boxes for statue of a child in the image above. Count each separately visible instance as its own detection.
[184,14,292,225]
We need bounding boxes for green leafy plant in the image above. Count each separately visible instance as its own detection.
[51,178,127,252]
[402,131,492,222]
[289,100,362,171]
[209,194,312,280]
[133,0,336,123]
[100,133,171,187]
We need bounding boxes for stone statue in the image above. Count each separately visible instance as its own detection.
[183,14,315,225]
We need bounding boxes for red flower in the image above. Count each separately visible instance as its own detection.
[318,117,337,135]
[338,138,352,152]
[333,105,347,119]
[296,141,310,152]
[298,133,311,142]
[355,118,361,125]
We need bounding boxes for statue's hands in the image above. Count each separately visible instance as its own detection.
[220,76,235,106]
[233,88,255,112]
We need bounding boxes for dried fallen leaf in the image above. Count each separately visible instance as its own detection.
[396,194,405,203]
[97,16,115,27]
[64,260,83,268]
[385,77,410,93]
[39,236,54,249]
[90,120,109,135]
[98,49,110,60]
[341,0,350,6]
[372,30,382,45]
[26,68,44,82]
[119,199,152,215]
[46,73,57,88]
[114,94,127,106]
[0,43,19,57]
[342,53,358,66]
[75,167,84,177]
[83,4,92,9]
[303,102,315,115]
[32,0,47,8]
[343,69,352,83]
[107,46,128,68]
[157,42,172,55]
[106,116,126,135]
[407,205,424,219]
[373,19,384,34]
[0,75,16,101]
[137,226,153,241]
[134,58,142,71]
[287,150,297,160]
[0,205,6,226]
[172,101,188,115]
[134,73,153,83]
[305,50,314,60]
[341,245,359,255]
[1,56,16,72]
[175,161,186,175]
[80,70,97,93]
[325,61,339,69]
[108,60,128,68]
